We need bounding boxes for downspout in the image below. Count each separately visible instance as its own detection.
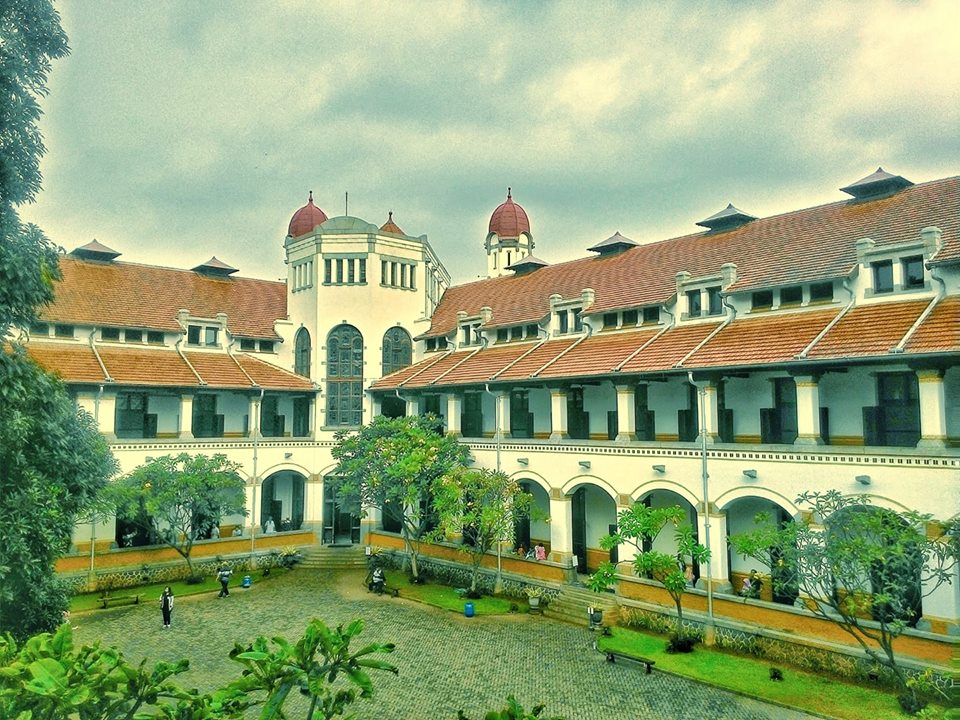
[89,330,113,382]
[483,382,503,592]
[250,387,264,559]
[797,276,856,359]
[90,383,105,581]
[675,293,736,369]
[891,264,946,353]
[614,305,675,372]
[687,371,715,645]
[175,335,205,385]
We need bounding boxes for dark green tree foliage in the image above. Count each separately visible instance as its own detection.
[457,695,565,720]
[589,503,709,642]
[0,352,118,641]
[729,490,955,709]
[433,468,537,595]
[331,415,469,580]
[106,454,247,578]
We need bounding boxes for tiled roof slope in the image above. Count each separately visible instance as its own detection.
[803,300,929,359]
[537,330,659,379]
[903,296,960,353]
[620,322,721,373]
[39,257,287,338]
[26,343,314,391]
[686,309,840,368]
[425,177,959,337]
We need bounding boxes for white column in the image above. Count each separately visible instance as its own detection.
[549,388,568,440]
[248,395,260,438]
[794,375,823,446]
[98,393,117,438]
[548,489,574,564]
[615,385,636,442]
[445,393,462,437]
[697,506,731,592]
[917,543,960,635]
[360,503,382,545]
[703,382,719,444]
[180,394,194,439]
[613,495,635,569]
[496,391,511,439]
[405,395,420,417]
[917,369,947,448]
[370,394,382,419]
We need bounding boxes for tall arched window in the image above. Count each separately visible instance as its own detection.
[327,324,363,426]
[294,327,311,377]
[382,326,412,375]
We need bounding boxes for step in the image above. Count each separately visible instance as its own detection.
[543,586,619,627]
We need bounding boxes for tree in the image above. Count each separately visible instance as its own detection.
[588,503,709,647]
[331,415,470,581]
[433,468,537,597]
[729,490,955,712]
[106,454,247,579]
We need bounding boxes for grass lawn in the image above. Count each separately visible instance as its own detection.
[70,568,287,614]
[385,570,528,616]
[598,627,946,720]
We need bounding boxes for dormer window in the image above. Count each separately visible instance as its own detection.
[573,308,583,332]
[780,286,803,307]
[602,313,618,329]
[147,331,164,345]
[102,327,121,341]
[751,290,773,310]
[426,338,437,352]
[55,324,74,338]
[642,307,660,324]
[686,290,702,317]
[187,325,219,347]
[902,255,924,289]
[511,326,523,341]
[810,282,834,302]
[872,259,894,294]
[525,323,539,338]
[557,311,569,334]
[30,322,49,336]
[461,323,481,346]
[259,340,274,353]
[706,286,722,316]
[240,338,256,351]
[497,328,508,342]
[623,309,639,326]
[125,329,143,343]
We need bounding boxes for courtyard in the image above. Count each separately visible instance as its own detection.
[71,567,814,720]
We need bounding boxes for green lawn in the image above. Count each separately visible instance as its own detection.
[598,627,945,720]
[69,568,285,614]
[385,570,528,616]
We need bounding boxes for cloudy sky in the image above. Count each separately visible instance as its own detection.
[21,0,960,284]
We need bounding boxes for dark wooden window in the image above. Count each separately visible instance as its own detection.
[686,290,702,317]
[382,327,412,375]
[240,338,256,351]
[187,325,201,345]
[497,328,508,342]
[259,340,275,353]
[326,324,363,426]
[293,397,311,437]
[706,286,723,315]
[462,392,483,437]
[751,290,773,310]
[147,331,164,344]
[760,378,797,444]
[55,324,74,338]
[295,327,311,377]
[192,394,223,438]
[780,286,803,306]
[567,388,589,440]
[872,260,893,293]
[634,384,655,441]
[115,392,156,439]
[810,282,833,302]
[623,309,639,325]
[510,390,533,438]
[260,395,284,437]
[864,373,920,447]
[603,313,618,328]
[102,327,120,341]
[902,256,924,288]
[510,326,523,340]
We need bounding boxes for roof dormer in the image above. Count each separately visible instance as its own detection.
[696,204,757,232]
[588,231,638,256]
[70,240,121,262]
[840,168,913,200]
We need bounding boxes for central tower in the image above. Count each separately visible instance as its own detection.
[485,188,533,278]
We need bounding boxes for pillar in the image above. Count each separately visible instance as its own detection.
[613,495,635,569]
[794,375,823,446]
[248,395,260,437]
[549,388,568,440]
[697,505,731,593]
[548,489,574,565]
[360,504,382,546]
[445,393,462,437]
[702,382,719,444]
[405,395,420,417]
[97,392,117,439]
[370,394,382,419]
[496,390,511,439]
[615,385,636,442]
[917,369,947,448]
[179,394,194,439]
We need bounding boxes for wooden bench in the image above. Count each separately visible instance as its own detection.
[100,594,141,609]
[604,649,655,674]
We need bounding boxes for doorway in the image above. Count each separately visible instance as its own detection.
[322,479,360,545]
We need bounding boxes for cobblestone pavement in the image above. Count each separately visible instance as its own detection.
[72,568,815,720]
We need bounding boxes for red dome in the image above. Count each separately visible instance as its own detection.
[488,188,530,237]
[287,191,328,237]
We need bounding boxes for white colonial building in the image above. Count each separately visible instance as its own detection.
[23,170,960,646]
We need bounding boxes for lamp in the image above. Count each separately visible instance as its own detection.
[517,457,529,466]
[855,474,871,486]
[743,469,757,479]
[284,452,293,459]
[578,460,591,469]
[652,464,666,474]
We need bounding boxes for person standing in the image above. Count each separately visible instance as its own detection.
[160,586,174,628]
[217,566,232,597]
[534,541,546,561]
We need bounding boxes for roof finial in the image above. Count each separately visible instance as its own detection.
[507,187,512,200]
[388,211,393,221]
[308,190,313,202]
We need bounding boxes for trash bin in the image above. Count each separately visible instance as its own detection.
[242,575,252,589]
[464,601,475,618]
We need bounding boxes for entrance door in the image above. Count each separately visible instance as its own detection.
[572,488,587,573]
[322,480,360,545]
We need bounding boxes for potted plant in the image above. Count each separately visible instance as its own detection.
[525,586,545,609]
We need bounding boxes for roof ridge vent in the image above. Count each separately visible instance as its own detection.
[507,254,549,275]
[840,167,913,200]
[696,204,757,232]
[588,231,638,255]
[69,239,121,262]
[193,256,238,276]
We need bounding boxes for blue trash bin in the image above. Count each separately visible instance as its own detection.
[242,575,252,589]
[464,601,475,618]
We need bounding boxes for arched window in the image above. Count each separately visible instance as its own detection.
[326,324,363,426]
[382,326,412,375]
[294,327,311,377]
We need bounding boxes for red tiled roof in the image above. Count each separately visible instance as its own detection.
[805,300,928,359]
[40,257,287,338]
[371,352,449,389]
[686,309,839,368]
[26,342,314,391]
[536,330,660,379]
[25,342,105,383]
[621,322,721,372]
[495,338,579,381]
[903,296,960,354]
[434,344,532,386]
[426,176,959,337]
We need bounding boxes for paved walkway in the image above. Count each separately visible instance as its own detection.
[72,568,814,720]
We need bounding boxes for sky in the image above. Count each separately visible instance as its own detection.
[21,0,960,285]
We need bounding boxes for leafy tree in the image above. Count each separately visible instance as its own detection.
[433,468,536,597]
[457,695,565,720]
[588,503,709,645]
[331,415,469,581]
[729,490,955,711]
[105,453,247,579]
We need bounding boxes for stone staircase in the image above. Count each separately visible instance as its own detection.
[298,545,368,571]
[543,584,619,628]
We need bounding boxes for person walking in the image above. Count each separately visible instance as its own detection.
[160,586,174,628]
[217,566,232,597]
